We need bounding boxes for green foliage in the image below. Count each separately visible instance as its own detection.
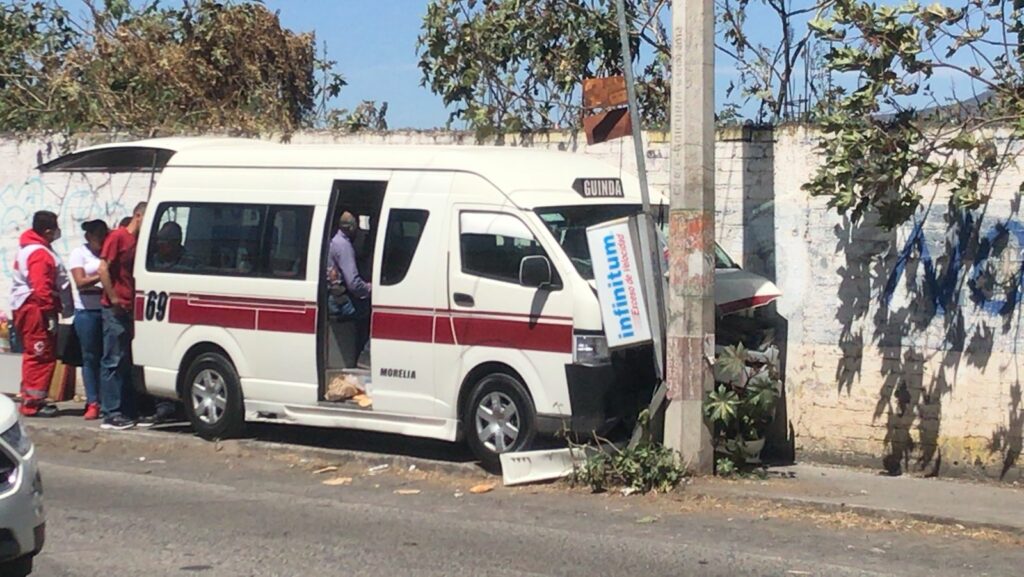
[325,101,389,133]
[805,0,1024,228]
[0,0,349,136]
[705,344,781,474]
[714,457,738,477]
[570,411,685,494]
[417,0,669,137]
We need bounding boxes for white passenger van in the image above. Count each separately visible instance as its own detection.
[40,138,663,467]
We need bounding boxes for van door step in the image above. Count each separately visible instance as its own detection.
[316,398,373,410]
[324,369,372,407]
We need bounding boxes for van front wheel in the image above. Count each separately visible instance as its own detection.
[183,352,245,440]
[463,372,536,470]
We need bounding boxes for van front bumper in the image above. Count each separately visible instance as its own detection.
[536,363,625,436]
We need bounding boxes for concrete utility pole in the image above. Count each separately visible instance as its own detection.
[665,0,715,473]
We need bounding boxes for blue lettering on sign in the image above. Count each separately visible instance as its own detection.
[604,233,634,339]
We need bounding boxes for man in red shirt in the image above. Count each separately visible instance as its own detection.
[10,211,67,417]
[97,202,146,430]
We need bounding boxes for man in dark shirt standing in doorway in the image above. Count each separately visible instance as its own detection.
[328,211,372,356]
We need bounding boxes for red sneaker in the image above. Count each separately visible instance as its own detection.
[84,403,101,421]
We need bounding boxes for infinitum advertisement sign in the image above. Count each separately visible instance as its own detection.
[586,216,652,349]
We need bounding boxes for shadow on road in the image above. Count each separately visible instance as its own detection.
[155,420,477,464]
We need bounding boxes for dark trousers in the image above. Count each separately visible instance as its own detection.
[101,307,135,419]
[352,298,371,354]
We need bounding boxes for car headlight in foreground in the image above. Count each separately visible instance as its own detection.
[0,420,32,457]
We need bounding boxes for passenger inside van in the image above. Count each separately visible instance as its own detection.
[151,221,197,271]
[327,210,372,365]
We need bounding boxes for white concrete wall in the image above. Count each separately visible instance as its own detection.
[1,129,1020,480]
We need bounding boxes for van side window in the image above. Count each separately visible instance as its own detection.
[459,212,547,284]
[147,203,312,280]
[266,206,313,279]
[381,209,429,286]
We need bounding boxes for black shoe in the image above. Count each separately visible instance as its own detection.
[100,415,136,430]
[136,413,171,428]
[32,404,59,418]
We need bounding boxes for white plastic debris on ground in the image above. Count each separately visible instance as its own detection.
[500,448,582,486]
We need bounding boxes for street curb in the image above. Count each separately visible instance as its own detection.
[691,490,1024,538]
[25,420,490,480]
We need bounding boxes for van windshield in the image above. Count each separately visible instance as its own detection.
[538,205,742,280]
[536,204,643,280]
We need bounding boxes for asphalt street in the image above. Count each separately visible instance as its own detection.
[22,428,1023,577]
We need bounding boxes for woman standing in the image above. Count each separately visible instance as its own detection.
[69,219,109,420]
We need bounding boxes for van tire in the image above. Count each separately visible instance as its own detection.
[0,555,32,577]
[182,352,245,440]
[462,371,536,471]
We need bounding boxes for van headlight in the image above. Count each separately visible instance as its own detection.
[574,334,610,366]
[1,419,32,457]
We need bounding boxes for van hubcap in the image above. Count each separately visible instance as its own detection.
[192,369,227,425]
[475,391,520,453]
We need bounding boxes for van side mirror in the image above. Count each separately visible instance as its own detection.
[519,255,552,288]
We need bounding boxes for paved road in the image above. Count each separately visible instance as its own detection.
[27,435,1023,577]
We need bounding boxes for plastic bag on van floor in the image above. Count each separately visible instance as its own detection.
[326,375,363,401]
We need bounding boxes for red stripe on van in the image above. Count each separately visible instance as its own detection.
[168,298,257,330]
[134,295,145,321]
[433,317,456,345]
[257,308,317,334]
[452,317,572,354]
[372,311,434,343]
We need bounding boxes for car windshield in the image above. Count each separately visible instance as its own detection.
[714,243,740,269]
[536,204,644,280]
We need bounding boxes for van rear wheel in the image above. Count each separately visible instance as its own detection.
[183,352,245,440]
[463,372,536,470]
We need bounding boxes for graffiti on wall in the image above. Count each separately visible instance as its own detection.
[0,173,142,282]
[882,211,1024,319]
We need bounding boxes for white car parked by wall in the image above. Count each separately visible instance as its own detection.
[0,395,45,577]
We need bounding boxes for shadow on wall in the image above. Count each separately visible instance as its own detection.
[990,382,1022,480]
[732,126,794,463]
[835,192,1022,479]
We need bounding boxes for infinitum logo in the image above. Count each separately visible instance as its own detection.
[603,232,635,339]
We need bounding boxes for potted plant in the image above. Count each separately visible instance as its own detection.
[704,343,781,471]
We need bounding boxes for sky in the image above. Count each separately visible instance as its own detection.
[256,0,451,129]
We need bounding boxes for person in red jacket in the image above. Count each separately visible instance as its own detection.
[9,211,67,417]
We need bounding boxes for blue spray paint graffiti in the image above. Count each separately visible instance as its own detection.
[883,211,1024,316]
[968,221,1024,315]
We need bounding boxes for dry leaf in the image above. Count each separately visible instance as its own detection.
[469,483,496,494]
[635,515,659,524]
[321,477,353,486]
[313,466,339,475]
[394,489,422,495]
